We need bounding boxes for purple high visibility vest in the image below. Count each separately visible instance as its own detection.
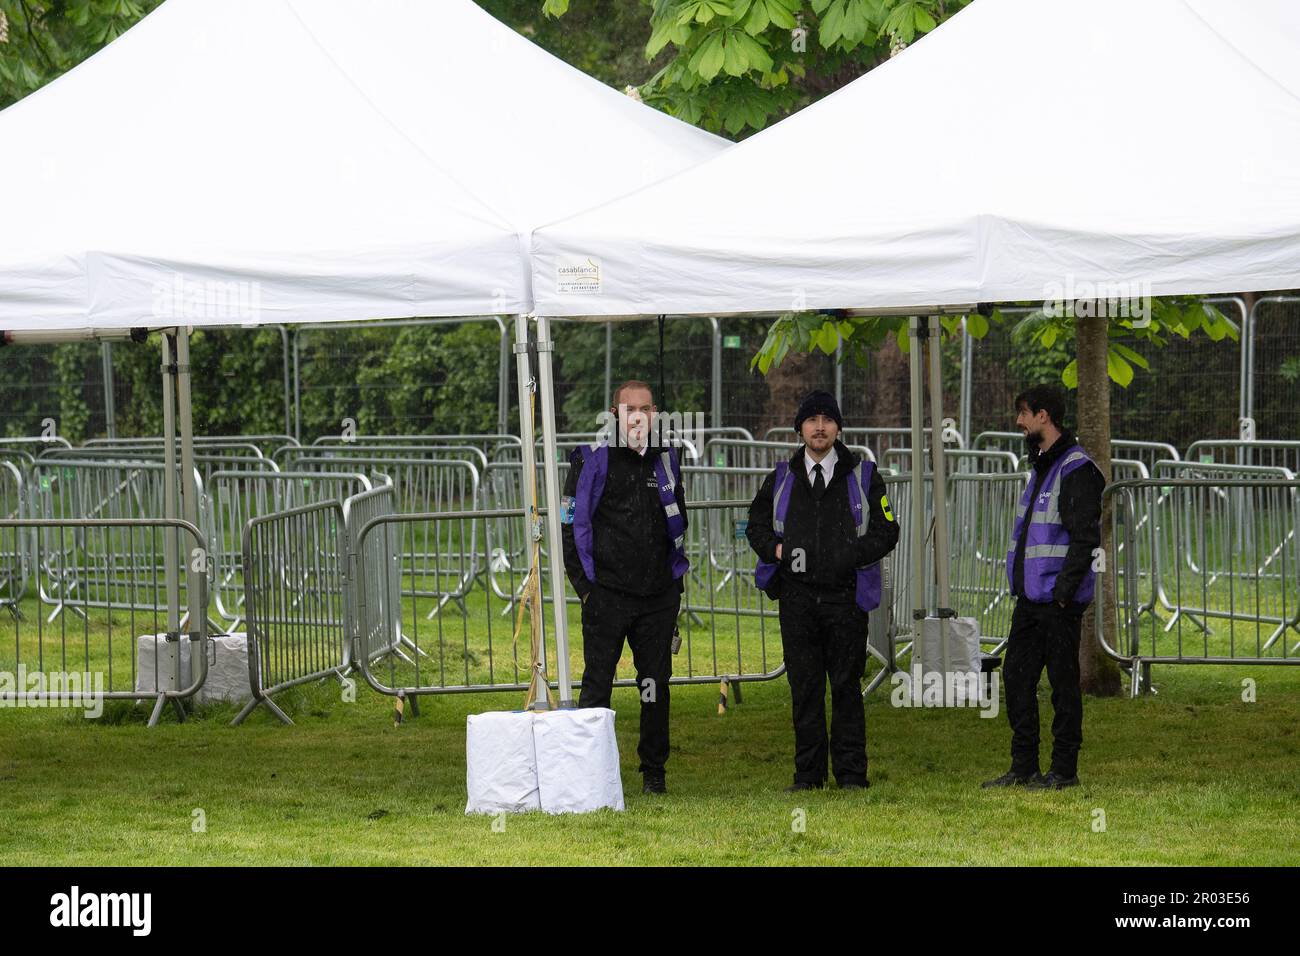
[754,457,883,613]
[1006,445,1098,604]
[572,443,689,585]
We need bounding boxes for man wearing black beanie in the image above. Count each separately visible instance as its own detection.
[746,389,899,791]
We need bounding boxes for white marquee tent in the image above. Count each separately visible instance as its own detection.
[532,0,1300,317]
[0,0,727,708]
[0,0,725,330]
[528,0,1300,677]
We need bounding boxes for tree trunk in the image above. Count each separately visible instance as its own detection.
[1074,315,1124,697]
[761,349,822,437]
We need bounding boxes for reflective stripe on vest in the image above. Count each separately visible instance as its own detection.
[572,443,689,584]
[1006,446,1097,604]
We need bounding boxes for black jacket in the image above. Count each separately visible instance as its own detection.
[746,440,899,603]
[1011,429,1105,605]
[561,444,688,600]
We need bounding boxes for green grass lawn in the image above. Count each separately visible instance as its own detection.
[0,650,1296,866]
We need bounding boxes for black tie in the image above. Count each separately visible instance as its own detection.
[812,462,826,500]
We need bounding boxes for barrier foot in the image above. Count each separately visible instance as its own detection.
[1163,609,1209,636]
[231,696,293,727]
[230,698,258,726]
[146,694,168,727]
[262,697,293,725]
[862,663,896,698]
[1127,660,1145,699]
[170,697,188,723]
[399,634,430,659]
[407,694,421,718]
[1259,621,1289,653]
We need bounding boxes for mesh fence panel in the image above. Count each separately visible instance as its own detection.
[1252,298,1300,439]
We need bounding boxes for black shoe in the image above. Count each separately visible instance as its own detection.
[783,781,824,793]
[981,769,1037,789]
[1027,771,1079,790]
[641,774,667,795]
[837,779,869,791]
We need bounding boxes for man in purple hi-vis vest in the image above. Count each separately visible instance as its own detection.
[560,380,687,796]
[746,390,898,793]
[984,385,1104,792]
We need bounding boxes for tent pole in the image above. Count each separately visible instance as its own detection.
[534,314,575,707]
[513,315,549,709]
[907,317,926,624]
[175,328,205,691]
[927,316,953,675]
[604,322,613,410]
[959,319,972,443]
[497,316,510,437]
[161,333,181,637]
[101,341,117,438]
[710,317,722,430]
[277,325,292,437]
[292,329,302,442]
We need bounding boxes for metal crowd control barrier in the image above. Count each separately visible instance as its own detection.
[84,435,300,457]
[0,516,209,725]
[947,472,1024,653]
[1112,440,1179,476]
[540,435,702,466]
[703,437,874,470]
[351,500,790,702]
[1109,460,1159,622]
[207,471,372,633]
[0,447,37,477]
[693,427,755,442]
[48,442,266,461]
[233,500,350,725]
[1148,461,1298,654]
[844,426,965,458]
[343,484,407,666]
[37,445,276,494]
[25,459,208,623]
[972,431,1027,459]
[311,433,522,460]
[283,456,479,511]
[972,434,1180,474]
[1186,439,1300,475]
[683,465,771,582]
[0,436,73,452]
[762,426,965,460]
[881,447,1020,474]
[1101,476,1300,696]
[1,461,25,616]
[278,442,489,475]
[287,456,481,617]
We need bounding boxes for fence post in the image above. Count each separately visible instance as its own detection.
[101,341,117,438]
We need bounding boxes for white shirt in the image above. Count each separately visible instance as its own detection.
[805,445,837,483]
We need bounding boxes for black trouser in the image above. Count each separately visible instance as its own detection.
[1004,598,1085,777]
[779,587,869,786]
[577,583,679,776]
